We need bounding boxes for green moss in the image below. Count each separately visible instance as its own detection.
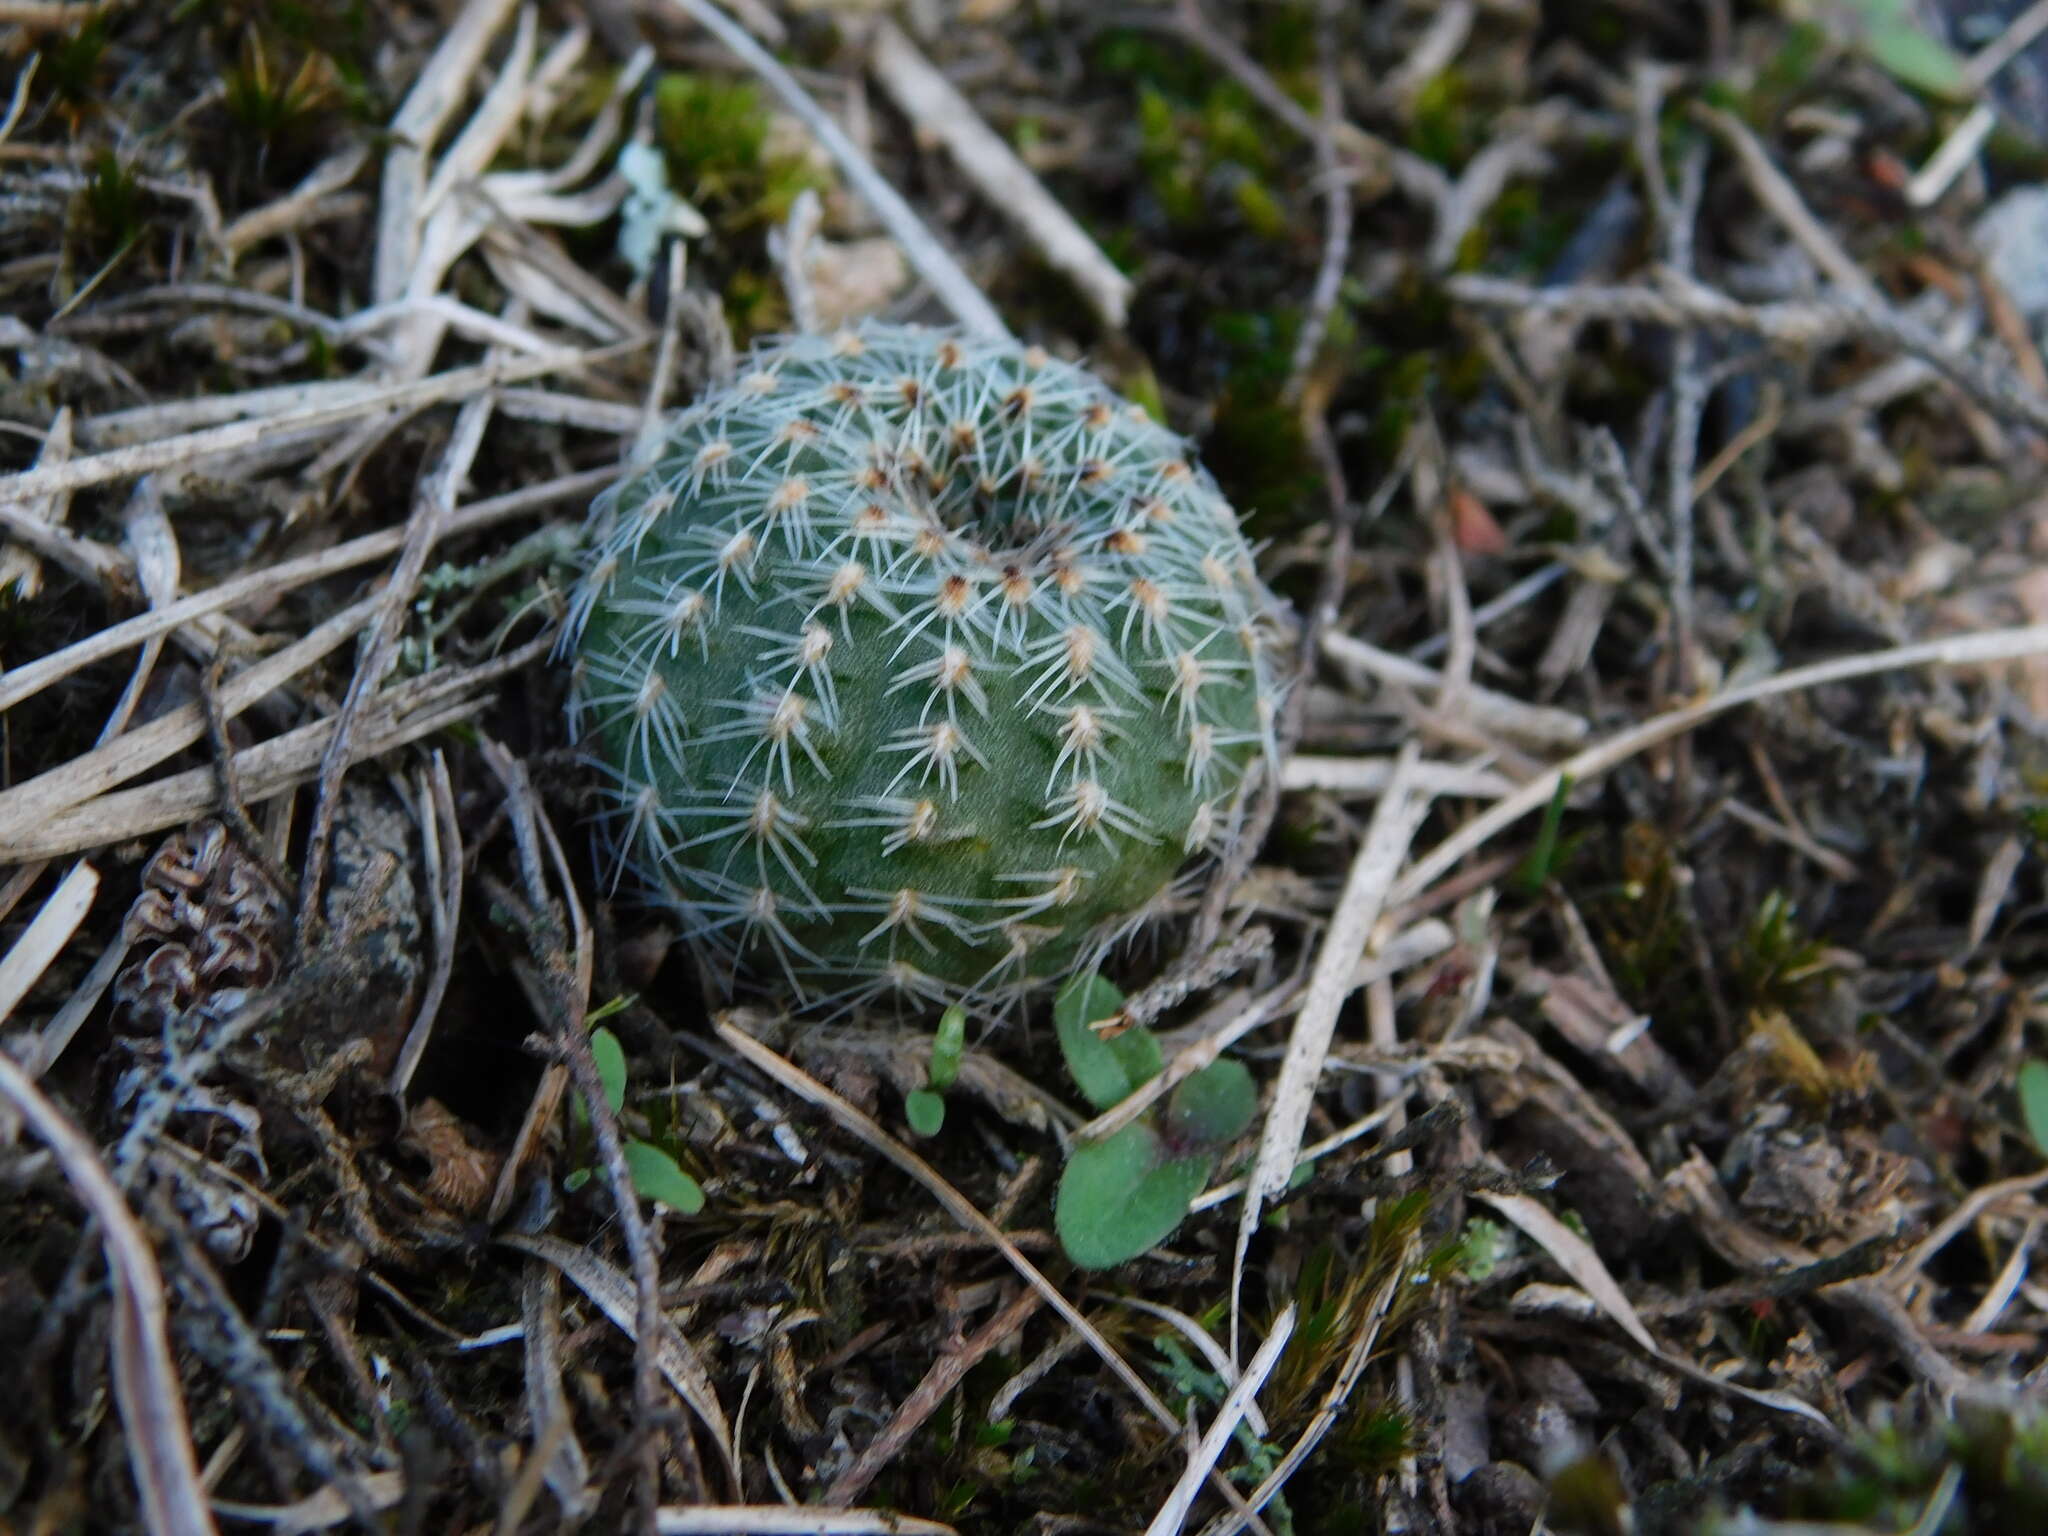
[1746,21,1831,126]
[82,152,143,249]
[1130,77,1294,240]
[1407,70,1477,169]
[1202,309,1318,534]
[1200,88,1279,175]
[654,73,825,229]
[1483,179,1586,277]
[1233,176,1291,240]
[1091,27,1218,100]
[1583,823,1709,1037]
[1734,890,1833,1014]
[1699,1403,2048,1534]
[1250,0,1321,79]
[221,27,345,166]
[43,16,113,106]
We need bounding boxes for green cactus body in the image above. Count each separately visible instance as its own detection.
[565,324,1288,1012]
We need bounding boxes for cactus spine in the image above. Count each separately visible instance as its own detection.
[565,324,1289,1013]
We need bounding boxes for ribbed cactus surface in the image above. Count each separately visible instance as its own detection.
[565,324,1288,1012]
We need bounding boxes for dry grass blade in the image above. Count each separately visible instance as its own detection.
[0,654,523,862]
[1080,979,1295,1142]
[867,21,1132,329]
[1195,1260,1407,1536]
[1282,753,1519,799]
[517,1262,593,1521]
[297,385,495,942]
[0,404,72,597]
[1892,1169,2048,1284]
[653,1509,958,1534]
[389,754,462,1096]
[0,347,619,505]
[1393,622,2048,906]
[1092,1294,1272,1436]
[1190,1100,1409,1216]
[497,1231,741,1489]
[1320,631,1590,747]
[1477,1191,1834,1429]
[0,467,608,715]
[0,862,96,1022]
[206,1472,407,1534]
[1145,1303,1296,1536]
[374,0,523,306]
[1234,746,1431,1350]
[0,593,381,835]
[821,1284,1044,1505]
[0,1044,215,1535]
[1690,104,1877,302]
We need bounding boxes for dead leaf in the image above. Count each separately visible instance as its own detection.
[1449,485,1507,556]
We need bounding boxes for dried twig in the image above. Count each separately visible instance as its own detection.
[1233,746,1432,1353]
[823,1285,1045,1505]
[868,21,1132,330]
[1450,269,2048,437]
[298,388,494,947]
[0,465,608,716]
[1391,621,2048,907]
[0,345,617,507]
[1283,0,1354,397]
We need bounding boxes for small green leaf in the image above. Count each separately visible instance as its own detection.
[1056,1121,1212,1269]
[586,992,636,1026]
[1513,774,1574,893]
[1054,972,1139,1110]
[2020,1060,2048,1158]
[590,1027,628,1116]
[905,1088,947,1137]
[929,1005,967,1093]
[1854,0,1971,100]
[623,1140,705,1214]
[1166,1058,1257,1145]
[563,1167,592,1193]
[1109,1025,1164,1089]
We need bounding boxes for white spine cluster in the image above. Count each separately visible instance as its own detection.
[564,323,1289,1014]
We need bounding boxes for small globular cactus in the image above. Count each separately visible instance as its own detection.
[564,323,1290,1014]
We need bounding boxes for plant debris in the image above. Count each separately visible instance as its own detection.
[6,1,2048,1533]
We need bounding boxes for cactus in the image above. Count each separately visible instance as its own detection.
[563,323,1290,1013]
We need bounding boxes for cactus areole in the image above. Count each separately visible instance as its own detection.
[565,324,1289,1013]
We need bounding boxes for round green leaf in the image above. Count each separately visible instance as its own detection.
[1108,1025,1164,1091]
[2019,1059,2048,1159]
[589,1026,628,1116]
[1056,1122,1213,1270]
[623,1139,705,1214]
[1166,1058,1257,1145]
[906,1087,947,1137]
[1862,8,1970,99]
[1054,971,1137,1111]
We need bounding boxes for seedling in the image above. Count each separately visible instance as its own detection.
[904,1004,966,1137]
[1051,971,1257,1269]
[566,1017,706,1215]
